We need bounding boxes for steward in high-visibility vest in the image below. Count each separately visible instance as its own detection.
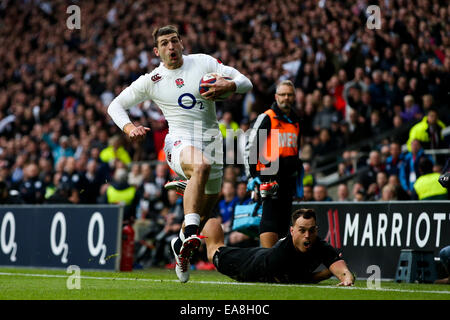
[99,135,132,166]
[413,157,448,200]
[105,168,139,221]
[414,173,448,200]
[244,80,304,248]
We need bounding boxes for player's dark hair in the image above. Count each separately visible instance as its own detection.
[152,25,180,47]
[291,208,316,226]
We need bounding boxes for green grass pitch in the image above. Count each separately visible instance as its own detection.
[0,267,449,300]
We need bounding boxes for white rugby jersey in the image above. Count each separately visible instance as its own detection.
[108,54,252,141]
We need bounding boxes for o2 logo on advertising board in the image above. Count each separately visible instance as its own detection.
[87,212,107,265]
[49,211,107,265]
[1,212,17,262]
[50,212,69,263]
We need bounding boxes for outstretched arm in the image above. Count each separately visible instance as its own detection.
[108,74,151,141]
[329,260,355,286]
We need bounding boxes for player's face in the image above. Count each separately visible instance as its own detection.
[154,33,184,69]
[275,85,295,114]
[291,216,318,253]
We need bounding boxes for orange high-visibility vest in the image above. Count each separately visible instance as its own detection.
[256,109,299,172]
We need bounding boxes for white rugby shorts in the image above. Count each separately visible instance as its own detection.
[164,133,223,194]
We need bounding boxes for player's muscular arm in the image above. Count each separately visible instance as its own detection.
[311,268,332,283]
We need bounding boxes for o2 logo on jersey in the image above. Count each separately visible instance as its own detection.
[178,93,204,110]
[1,212,17,262]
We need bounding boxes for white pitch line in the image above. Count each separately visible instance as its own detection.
[0,272,449,295]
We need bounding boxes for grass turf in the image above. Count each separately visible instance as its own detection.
[0,267,449,300]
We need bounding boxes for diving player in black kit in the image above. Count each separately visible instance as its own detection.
[202,208,354,285]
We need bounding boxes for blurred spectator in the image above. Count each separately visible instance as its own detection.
[347,108,370,144]
[226,181,257,248]
[128,163,144,188]
[303,185,314,202]
[358,150,385,190]
[46,174,80,204]
[134,163,165,241]
[400,95,422,123]
[312,128,338,157]
[42,134,75,166]
[421,94,435,114]
[235,181,251,206]
[219,111,239,139]
[337,183,350,202]
[379,143,390,164]
[369,110,389,137]
[343,67,368,106]
[380,184,397,201]
[313,184,332,202]
[391,114,409,143]
[103,167,139,222]
[352,181,366,202]
[0,180,23,204]
[60,156,87,202]
[99,135,132,168]
[387,174,410,201]
[10,153,26,187]
[218,181,239,233]
[302,161,315,187]
[312,95,341,133]
[374,171,389,201]
[406,108,447,165]
[220,111,240,165]
[327,75,346,117]
[82,159,104,204]
[223,165,238,184]
[385,141,405,177]
[338,150,357,178]
[368,70,387,112]
[89,146,112,183]
[19,163,46,204]
[154,163,170,191]
[399,139,433,195]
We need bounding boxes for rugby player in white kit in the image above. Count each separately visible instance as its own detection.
[107,25,253,282]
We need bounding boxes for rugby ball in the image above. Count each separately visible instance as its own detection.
[199,73,233,101]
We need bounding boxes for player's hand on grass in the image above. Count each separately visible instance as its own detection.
[337,280,354,286]
[124,123,151,142]
[337,272,355,286]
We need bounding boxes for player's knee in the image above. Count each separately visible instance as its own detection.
[192,162,211,177]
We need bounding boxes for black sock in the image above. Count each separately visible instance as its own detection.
[184,224,199,239]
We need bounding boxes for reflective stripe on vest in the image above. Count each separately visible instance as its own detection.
[413,173,448,200]
[106,186,136,205]
[256,109,299,171]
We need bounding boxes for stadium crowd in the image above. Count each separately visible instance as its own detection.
[0,0,449,266]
